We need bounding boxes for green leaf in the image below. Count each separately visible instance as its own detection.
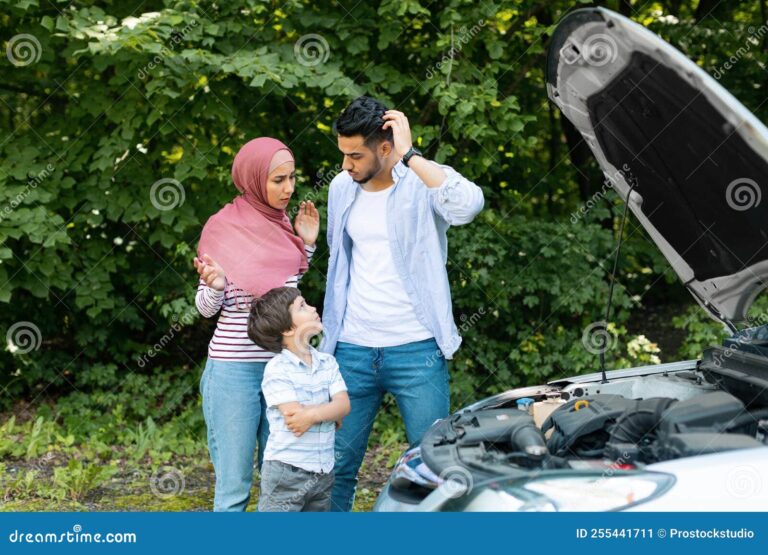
[487,40,504,60]
[15,0,39,11]
[346,35,368,55]
[249,73,267,88]
[40,14,54,32]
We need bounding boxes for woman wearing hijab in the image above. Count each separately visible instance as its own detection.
[193,137,319,511]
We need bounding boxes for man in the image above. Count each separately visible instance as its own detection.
[320,96,484,511]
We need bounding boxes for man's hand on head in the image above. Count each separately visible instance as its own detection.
[382,110,413,159]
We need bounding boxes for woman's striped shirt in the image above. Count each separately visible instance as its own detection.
[195,245,315,362]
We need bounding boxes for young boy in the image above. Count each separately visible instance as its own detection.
[247,287,350,512]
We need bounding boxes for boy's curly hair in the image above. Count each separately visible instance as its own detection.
[247,287,301,353]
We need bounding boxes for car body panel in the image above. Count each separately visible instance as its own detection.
[547,7,768,326]
[628,448,768,511]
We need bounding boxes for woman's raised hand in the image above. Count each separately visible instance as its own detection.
[193,254,227,291]
[294,200,320,247]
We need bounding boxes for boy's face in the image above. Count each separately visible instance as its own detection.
[284,296,323,344]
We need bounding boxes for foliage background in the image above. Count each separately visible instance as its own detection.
[1,0,766,508]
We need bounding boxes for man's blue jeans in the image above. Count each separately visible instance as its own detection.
[331,338,450,512]
[200,358,270,512]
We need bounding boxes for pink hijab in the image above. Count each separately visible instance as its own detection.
[197,137,308,297]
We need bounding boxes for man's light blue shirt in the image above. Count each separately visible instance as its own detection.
[320,160,484,359]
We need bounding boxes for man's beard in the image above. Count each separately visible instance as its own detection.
[354,157,382,184]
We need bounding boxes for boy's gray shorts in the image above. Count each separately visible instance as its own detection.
[258,460,335,512]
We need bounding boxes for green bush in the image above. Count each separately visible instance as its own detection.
[2,1,765,437]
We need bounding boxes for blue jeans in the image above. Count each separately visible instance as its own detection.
[331,338,450,512]
[200,358,270,512]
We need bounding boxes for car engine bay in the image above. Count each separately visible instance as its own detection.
[390,345,768,503]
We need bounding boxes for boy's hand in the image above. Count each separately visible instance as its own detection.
[284,406,317,437]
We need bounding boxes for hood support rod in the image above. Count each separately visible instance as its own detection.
[600,179,638,384]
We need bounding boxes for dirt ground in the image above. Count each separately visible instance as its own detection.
[0,441,406,512]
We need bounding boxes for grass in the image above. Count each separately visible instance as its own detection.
[0,409,405,512]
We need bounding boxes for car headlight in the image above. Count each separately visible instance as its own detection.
[438,471,676,512]
[391,446,441,489]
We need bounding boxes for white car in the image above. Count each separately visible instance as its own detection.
[373,7,768,512]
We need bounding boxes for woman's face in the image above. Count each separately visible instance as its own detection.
[265,160,296,210]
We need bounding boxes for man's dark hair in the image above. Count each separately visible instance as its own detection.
[247,287,301,353]
[332,96,393,148]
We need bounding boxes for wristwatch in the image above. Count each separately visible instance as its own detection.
[402,146,423,167]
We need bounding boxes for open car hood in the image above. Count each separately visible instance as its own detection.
[547,7,768,327]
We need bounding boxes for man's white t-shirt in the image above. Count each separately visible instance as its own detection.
[339,184,433,348]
